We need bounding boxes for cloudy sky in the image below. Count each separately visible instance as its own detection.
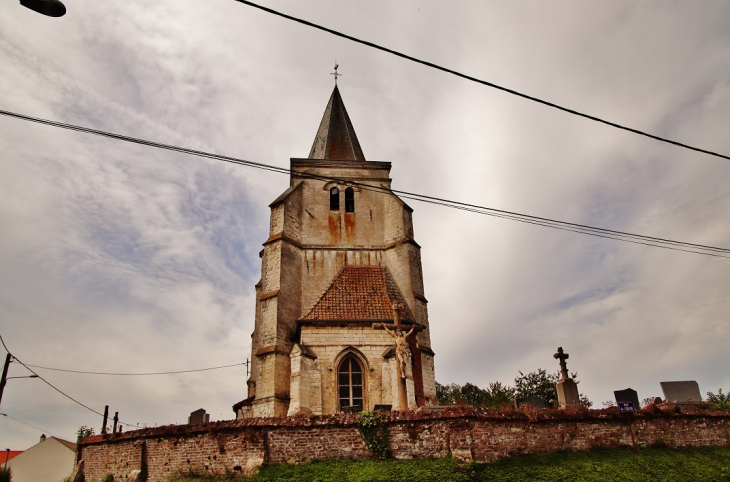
[2,0,729,449]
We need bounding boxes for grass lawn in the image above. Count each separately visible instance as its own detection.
[171,445,730,481]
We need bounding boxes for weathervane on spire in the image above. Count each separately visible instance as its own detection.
[331,61,342,84]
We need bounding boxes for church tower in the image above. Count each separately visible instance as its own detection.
[235,85,436,418]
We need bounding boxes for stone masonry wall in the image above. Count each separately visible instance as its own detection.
[77,407,730,482]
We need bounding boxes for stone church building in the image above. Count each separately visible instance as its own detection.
[234,85,436,418]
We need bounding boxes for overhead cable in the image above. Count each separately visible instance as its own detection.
[233,0,730,162]
[0,109,728,258]
[0,333,141,428]
[0,411,64,438]
[25,362,246,376]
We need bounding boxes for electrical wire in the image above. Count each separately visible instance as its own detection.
[1,334,141,428]
[1,109,727,258]
[233,0,730,162]
[0,411,64,439]
[24,362,246,376]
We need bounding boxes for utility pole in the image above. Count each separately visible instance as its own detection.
[0,353,12,408]
[102,405,109,434]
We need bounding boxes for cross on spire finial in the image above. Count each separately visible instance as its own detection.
[331,62,342,84]
[553,346,570,379]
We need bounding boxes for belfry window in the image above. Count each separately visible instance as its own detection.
[338,355,363,410]
[330,187,340,211]
[345,187,355,213]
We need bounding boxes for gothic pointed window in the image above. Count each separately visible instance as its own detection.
[345,187,355,213]
[330,187,340,211]
[338,355,363,411]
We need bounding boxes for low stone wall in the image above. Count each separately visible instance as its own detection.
[76,406,730,482]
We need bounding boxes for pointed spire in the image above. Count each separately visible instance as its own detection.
[308,85,366,161]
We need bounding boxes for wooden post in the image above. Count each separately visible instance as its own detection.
[626,413,638,454]
[102,405,109,434]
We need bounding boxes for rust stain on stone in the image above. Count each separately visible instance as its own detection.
[328,214,340,241]
[344,213,355,241]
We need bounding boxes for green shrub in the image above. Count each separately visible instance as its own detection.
[357,411,390,460]
[707,388,730,410]
[0,467,11,482]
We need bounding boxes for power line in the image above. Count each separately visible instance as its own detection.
[25,362,246,376]
[234,0,730,162]
[0,411,64,439]
[1,109,728,258]
[0,334,139,428]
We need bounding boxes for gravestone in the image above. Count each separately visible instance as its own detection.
[520,395,547,409]
[660,381,702,405]
[188,408,210,424]
[614,388,640,409]
[554,347,581,408]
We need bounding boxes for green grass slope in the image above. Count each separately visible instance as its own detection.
[172,446,730,482]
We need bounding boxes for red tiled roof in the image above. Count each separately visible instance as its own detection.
[0,451,22,464]
[302,266,415,322]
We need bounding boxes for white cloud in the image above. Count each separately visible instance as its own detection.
[1,0,729,449]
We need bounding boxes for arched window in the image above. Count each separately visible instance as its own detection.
[345,187,355,213]
[330,187,340,211]
[338,354,363,410]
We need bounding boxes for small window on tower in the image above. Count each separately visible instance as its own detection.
[345,188,355,213]
[330,187,340,211]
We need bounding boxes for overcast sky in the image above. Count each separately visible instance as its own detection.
[1,0,729,450]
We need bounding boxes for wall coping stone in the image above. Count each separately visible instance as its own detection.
[79,405,730,446]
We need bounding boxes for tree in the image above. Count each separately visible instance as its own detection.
[484,381,515,408]
[514,369,558,407]
[77,425,95,442]
[459,382,487,407]
[707,388,730,410]
[514,369,592,408]
[436,382,461,406]
[436,381,515,408]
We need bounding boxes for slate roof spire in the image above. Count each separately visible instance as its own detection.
[308,85,366,161]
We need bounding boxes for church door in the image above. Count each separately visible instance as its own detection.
[338,355,364,411]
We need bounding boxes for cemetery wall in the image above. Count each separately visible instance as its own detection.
[76,406,730,482]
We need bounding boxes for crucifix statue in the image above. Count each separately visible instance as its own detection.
[375,302,418,378]
[553,346,570,380]
[382,322,416,379]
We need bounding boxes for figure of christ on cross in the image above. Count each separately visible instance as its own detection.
[381,322,416,379]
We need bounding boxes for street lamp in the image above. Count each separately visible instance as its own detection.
[0,354,39,408]
[19,0,66,17]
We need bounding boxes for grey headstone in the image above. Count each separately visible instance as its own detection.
[660,381,702,405]
[556,378,581,409]
[614,388,640,408]
[520,395,547,409]
[188,408,210,424]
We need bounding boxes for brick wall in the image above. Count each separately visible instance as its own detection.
[77,406,730,482]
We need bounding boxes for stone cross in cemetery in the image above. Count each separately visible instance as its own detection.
[553,346,581,409]
[660,381,703,406]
